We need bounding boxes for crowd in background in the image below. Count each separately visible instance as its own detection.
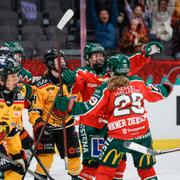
[74,0,180,59]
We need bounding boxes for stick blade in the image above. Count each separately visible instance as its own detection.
[57,9,74,30]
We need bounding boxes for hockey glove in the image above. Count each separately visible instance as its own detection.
[62,69,76,85]
[141,41,164,57]
[55,95,75,113]
[11,152,26,175]
[20,128,34,150]
[33,118,55,153]
[162,79,173,95]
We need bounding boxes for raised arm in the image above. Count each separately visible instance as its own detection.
[124,0,133,21]
[110,0,119,26]
[88,0,99,27]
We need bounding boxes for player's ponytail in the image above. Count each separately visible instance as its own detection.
[107,76,129,91]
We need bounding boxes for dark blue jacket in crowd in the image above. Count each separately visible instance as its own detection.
[89,0,118,49]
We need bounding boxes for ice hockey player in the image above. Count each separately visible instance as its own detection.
[61,41,164,179]
[0,56,28,180]
[56,54,173,180]
[0,42,35,159]
[29,49,81,180]
[3,42,33,84]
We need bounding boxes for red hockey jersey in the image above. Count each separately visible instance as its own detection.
[70,76,172,139]
[70,53,151,128]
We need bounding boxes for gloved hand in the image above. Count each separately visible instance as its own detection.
[62,69,76,85]
[20,128,34,150]
[162,78,173,94]
[11,152,26,175]
[33,118,53,145]
[53,96,75,115]
[33,118,55,154]
[141,41,164,57]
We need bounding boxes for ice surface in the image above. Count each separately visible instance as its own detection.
[24,152,180,180]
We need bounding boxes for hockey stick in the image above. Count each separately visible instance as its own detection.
[166,66,180,80]
[56,9,74,170]
[22,90,59,179]
[123,141,180,156]
[0,152,45,180]
[29,147,55,180]
[23,9,74,179]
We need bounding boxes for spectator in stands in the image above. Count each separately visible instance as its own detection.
[171,0,180,26]
[118,18,149,54]
[124,0,149,35]
[88,0,118,49]
[117,11,129,39]
[149,0,175,42]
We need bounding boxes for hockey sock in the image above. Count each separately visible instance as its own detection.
[96,165,116,180]
[138,167,158,180]
[114,159,126,180]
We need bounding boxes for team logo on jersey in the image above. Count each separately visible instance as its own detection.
[13,111,21,117]
[0,122,10,142]
[91,137,104,157]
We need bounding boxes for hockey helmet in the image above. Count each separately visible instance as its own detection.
[4,42,24,54]
[106,54,130,76]
[4,42,24,63]
[83,43,105,61]
[0,55,22,81]
[0,46,11,56]
[44,49,65,70]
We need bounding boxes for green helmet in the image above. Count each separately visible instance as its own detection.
[4,42,24,54]
[0,55,22,81]
[84,43,105,61]
[106,54,130,76]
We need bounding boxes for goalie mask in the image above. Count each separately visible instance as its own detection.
[44,49,66,71]
[84,43,105,72]
[106,54,130,76]
[3,42,24,64]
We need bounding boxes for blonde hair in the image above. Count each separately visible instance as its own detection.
[107,76,129,91]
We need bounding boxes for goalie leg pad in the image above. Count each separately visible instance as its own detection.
[35,153,54,175]
[137,167,158,180]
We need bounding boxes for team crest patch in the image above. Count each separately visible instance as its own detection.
[13,111,21,117]
[91,137,104,157]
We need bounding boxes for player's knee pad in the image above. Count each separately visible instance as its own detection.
[137,154,156,169]
[114,158,127,180]
[68,157,81,176]
[96,165,116,180]
[4,170,22,180]
[35,153,54,175]
[138,167,158,180]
